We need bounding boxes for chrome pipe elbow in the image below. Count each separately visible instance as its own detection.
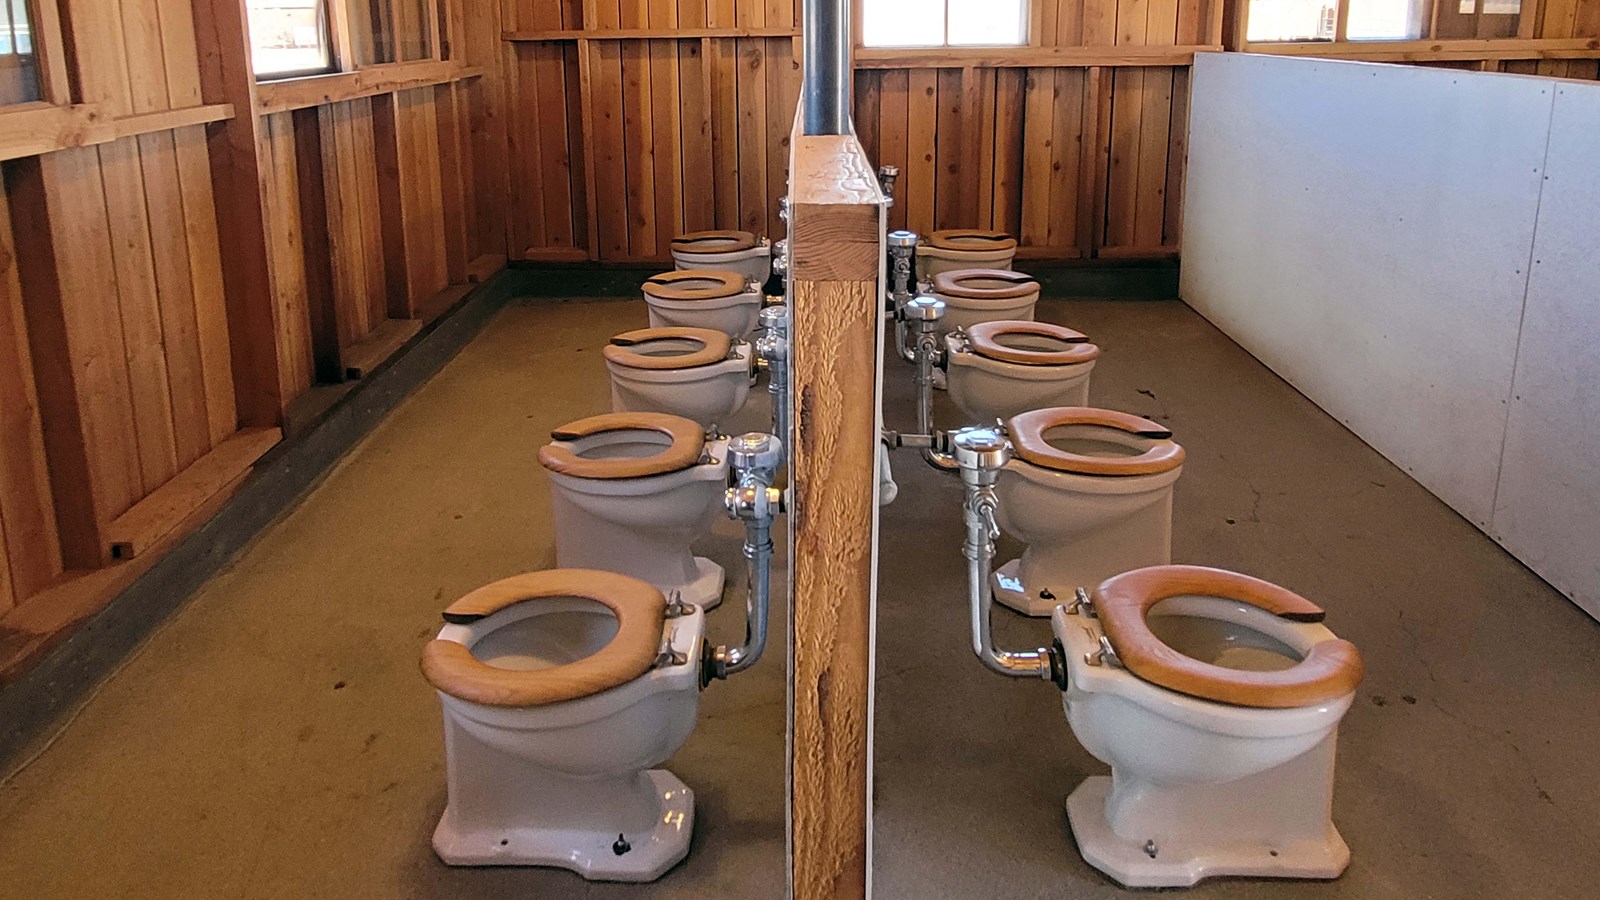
[951,428,1054,680]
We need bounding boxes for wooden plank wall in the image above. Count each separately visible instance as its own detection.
[0,0,261,672]
[505,0,802,262]
[505,0,1205,262]
[0,0,510,684]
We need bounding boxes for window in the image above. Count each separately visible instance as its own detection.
[247,0,333,77]
[1245,0,1446,42]
[1343,0,1426,40]
[862,0,1029,48]
[1,0,41,105]
[246,0,438,79]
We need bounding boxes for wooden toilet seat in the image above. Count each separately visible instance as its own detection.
[538,411,706,479]
[926,229,1018,252]
[966,321,1100,366]
[643,269,748,301]
[1091,565,1366,709]
[670,230,759,253]
[421,569,668,707]
[932,269,1039,301]
[1007,407,1185,476]
[603,327,733,370]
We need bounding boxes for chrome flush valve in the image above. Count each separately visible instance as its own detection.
[878,165,900,206]
[755,306,790,444]
[886,230,918,314]
[708,433,786,683]
[772,238,789,279]
[906,296,953,470]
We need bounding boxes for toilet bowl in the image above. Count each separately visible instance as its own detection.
[1052,565,1364,888]
[915,229,1017,280]
[993,407,1183,616]
[540,412,728,610]
[603,326,752,429]
[670,230,772,285]
[945,320,1100,425]
[423,568,704,881]
[642,270,764,339]
[928,269,1041,337]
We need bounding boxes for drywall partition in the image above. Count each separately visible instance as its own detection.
[1182,52,1600,619]
[1491,85,1600,619]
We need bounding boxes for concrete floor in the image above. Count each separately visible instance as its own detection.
[0,295,1596,898]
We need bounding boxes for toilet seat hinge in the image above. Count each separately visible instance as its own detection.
[655,626,689,669]
[663,591,695,619]
[1085,635,1122,669]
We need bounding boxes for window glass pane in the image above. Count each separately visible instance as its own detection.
[1246,0,1338,41]
[352,0,435,64]
[247,0,332,77]
[948,0,1028,45]
[863,0,947,48]
[396,0,433,61]
[1345,0,1425,39]
[1,0,42,104]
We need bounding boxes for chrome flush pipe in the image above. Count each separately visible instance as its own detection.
[904,296,956,471]
[755,305,789,446]
[887,231,919,363]
[711,433,786,680]
[951,428,1057,680]
[801,0,852,135]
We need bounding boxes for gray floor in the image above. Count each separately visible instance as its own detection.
[0,296,1595,899]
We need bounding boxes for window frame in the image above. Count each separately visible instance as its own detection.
[248,0,339,82]
[0,0,67,109]
[1236,0,1541,48]
[248,0,450,84]
[856,0,1034,51]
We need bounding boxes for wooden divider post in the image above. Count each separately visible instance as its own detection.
[785,131,885,900]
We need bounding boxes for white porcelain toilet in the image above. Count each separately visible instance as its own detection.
[603,326,752,429]
[993,407,1184,616]
[539,412,728,610]
[945,320,1100,426]
[670,230,772,285]
[1052,564,1365,888]
[422,568,704,881]
[642,270,764,339]
[915,229,1017,280]
[928,269,1041,337]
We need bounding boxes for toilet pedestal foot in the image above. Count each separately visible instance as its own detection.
[1065,777,1350,888]
[991,559,1060,617]
[665,556,725,610]
[433,769,694,882]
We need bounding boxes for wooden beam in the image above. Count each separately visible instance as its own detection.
[852,44,1222,68]
[1239,35,1600,61]
[0,103,235,162]
[104,427,281,560]
[786,131,884,900]
[339,317,424,380]
[254,61,481,115]
[505,26,801,40]
[191,0,288,427]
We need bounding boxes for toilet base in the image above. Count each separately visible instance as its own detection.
[670,556,726,611]
[1065,777,1350,888]
[991,559,1062,617]
[433,769,694,881]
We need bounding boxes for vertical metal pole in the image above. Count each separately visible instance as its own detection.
[802,0,853,135]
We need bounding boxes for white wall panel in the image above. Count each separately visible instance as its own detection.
[1491,83,1600,619]
[1181,52,1552,528]
[1182,52,1600,620]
